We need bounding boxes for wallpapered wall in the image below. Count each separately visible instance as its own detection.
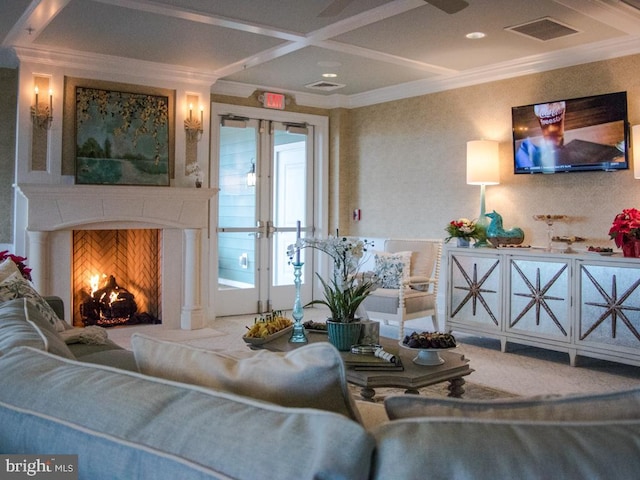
[0,68,17,245]
[343,54,640,249]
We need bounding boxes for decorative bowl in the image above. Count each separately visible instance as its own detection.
[398,342,456,366]
[242,325,293,345]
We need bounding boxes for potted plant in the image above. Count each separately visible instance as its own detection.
[288,236,375,350]
[444,217,484,247]
[0,250,32,280]
[609,208,640,257]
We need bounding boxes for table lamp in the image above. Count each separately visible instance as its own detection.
[467,140,500,247]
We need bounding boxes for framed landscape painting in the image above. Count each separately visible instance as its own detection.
[67,79,174,186]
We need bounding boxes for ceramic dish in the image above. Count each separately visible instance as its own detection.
[398,342,456,366]
[242,325,293,345]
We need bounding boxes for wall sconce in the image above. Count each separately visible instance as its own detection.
[633,125,640,179]
[467,140,500,247]
[184,100,203,142]
[31,85,53,130]
[247,160,256,187]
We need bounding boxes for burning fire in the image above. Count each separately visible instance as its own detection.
[89,274,105,297]
[81,274,138,326]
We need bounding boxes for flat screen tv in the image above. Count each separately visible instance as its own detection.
[512,91,628,174]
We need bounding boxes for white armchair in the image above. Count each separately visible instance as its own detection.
[363,239,443,340]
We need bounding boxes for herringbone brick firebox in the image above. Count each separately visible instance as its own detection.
[72,229,162,327]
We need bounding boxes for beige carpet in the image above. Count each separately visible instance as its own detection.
[106,307,640,400]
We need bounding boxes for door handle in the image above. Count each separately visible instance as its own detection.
[266,220,276,239]
[255,220,267,239]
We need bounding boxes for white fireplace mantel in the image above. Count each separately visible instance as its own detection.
[16,184,218,330]
[17,184,217,231]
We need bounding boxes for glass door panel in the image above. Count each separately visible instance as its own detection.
[214,116,313,316]
[216,120,260,315]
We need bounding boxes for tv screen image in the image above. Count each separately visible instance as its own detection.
[512,91,628,174]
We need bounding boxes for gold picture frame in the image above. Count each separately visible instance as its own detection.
[62,77,175,184]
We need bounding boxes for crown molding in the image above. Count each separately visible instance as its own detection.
[13,33,640,109]
[344,34,640,108]
[14,46,219,87]
[215,35,640,109]
[210,80,351,109]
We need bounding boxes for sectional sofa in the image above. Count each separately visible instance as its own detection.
[2,277,640,478]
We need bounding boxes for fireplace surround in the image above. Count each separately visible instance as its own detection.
[16,184,217,330]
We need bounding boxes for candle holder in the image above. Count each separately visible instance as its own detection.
[533,215,567,252]
[289,261,308,344]
[184,118,203,142]
[31,103,53,130]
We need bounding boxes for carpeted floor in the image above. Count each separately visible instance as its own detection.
[107,306,640,400]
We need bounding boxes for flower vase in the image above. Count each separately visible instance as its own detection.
[621,239,640,258]
[457,238,470,248]
[326,320,362,351]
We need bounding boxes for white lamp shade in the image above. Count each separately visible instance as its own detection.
[633,125,640,179]
[467,140,500,185]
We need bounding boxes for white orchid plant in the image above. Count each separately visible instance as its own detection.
[287,235,375,322]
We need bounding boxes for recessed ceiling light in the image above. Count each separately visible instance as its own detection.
[322,73,338,78]
[466,32,486,39]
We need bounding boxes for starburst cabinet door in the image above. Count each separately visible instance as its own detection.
[507,258,571,341]
[448,253,502,331]
[578,262,640,351]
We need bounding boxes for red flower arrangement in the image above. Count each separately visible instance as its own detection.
[0,250,32,281]
[609,208,640,248]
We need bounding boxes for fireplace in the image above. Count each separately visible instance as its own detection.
[16,184,217,330]
[73,229,162,327]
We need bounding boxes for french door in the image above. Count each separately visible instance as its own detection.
[211,104,326,316]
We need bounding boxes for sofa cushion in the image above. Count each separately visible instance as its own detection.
[371,417,640,480]
[76,348,139,371]
[384,387,640,421]
[373,250,411,288]
[0,271,70,332]
[0,347,374,480]
[0,298,75,359]
[131,334,362,422]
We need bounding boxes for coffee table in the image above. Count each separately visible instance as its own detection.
[254,332,473,401]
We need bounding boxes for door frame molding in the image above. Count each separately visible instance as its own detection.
[208,103,329,318]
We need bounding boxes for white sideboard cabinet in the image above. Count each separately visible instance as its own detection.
[445,247,640,367]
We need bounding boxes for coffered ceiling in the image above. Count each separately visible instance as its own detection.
[2,0,640,107]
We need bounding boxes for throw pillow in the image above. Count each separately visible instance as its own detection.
[23,299,76,359]
[384,388,640,422]
[374,251,412,288]
[0,258,20,283]
[0,298,46,355]
[0,272,69,332]
[131,333,363,423]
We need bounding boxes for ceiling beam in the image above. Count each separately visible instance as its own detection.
[2,0,72,48]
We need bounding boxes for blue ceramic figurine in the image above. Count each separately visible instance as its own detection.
[485,211,524,247]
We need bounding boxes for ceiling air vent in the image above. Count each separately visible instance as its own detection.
[505,17,580,41]
[305,80,345,91]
